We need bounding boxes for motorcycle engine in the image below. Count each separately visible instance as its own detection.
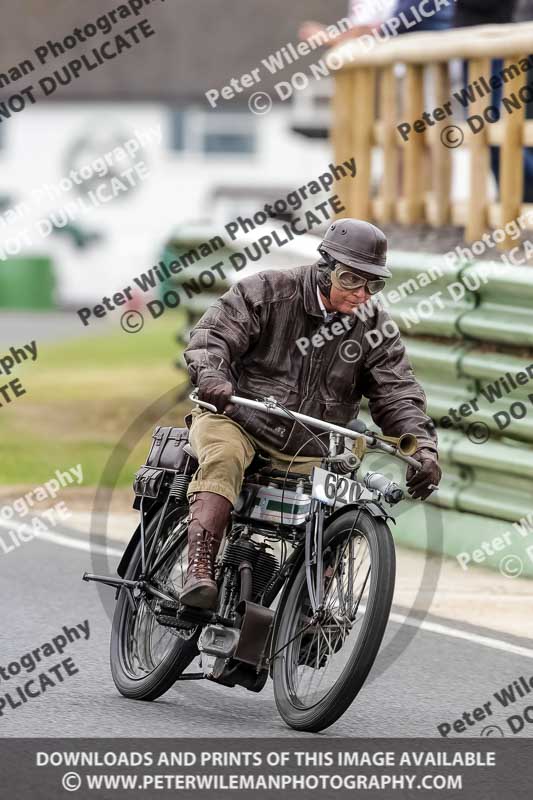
[220,534,279,600]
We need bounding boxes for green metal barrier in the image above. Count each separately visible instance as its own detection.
[460,261,533,346]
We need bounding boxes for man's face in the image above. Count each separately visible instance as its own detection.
[329,282,371,314]
[326,265,385,315]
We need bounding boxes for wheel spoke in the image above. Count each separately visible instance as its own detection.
[282,525,376,709]
[120,513,193,679]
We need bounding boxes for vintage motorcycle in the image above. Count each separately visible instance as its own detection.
[84,391,422,732]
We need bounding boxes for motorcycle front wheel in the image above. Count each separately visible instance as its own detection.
[110,505,199,701]
[272,507,395,732]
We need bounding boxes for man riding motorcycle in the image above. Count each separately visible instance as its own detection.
[182,218,441,609]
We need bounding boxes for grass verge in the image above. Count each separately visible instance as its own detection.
[0,315,191,489]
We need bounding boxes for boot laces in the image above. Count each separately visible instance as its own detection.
[188,530,215,579]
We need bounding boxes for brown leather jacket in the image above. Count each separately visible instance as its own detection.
[184,262,438,457]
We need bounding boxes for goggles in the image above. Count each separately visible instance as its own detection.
[331,263,386,295]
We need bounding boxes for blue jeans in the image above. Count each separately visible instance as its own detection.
[394,0,454,33]
[462,59,533,203]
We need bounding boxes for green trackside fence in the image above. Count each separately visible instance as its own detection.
[161,226,533,578]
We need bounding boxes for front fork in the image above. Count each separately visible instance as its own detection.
[305,498,326,615]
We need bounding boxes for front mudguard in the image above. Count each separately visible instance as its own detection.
[326,499,395,527]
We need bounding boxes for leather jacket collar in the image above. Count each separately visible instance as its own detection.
[303,261,325,319]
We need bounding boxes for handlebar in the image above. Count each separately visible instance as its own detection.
[189,391,421,470]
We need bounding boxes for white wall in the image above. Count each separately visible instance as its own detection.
[0,102,332,306]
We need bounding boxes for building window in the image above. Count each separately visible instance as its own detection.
[170,110,185,151]
[203,131,255,154]
[168,108,256,156]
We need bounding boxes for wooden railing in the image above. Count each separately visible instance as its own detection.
[331,22,533,248]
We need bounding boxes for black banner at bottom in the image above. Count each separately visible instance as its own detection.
[1,738,530,799]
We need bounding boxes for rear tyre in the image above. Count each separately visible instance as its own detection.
[272,508,395,732]
[110,506,199,700]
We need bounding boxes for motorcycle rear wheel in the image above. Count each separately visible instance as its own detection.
[110,506,199,700]
[272,507,395,732]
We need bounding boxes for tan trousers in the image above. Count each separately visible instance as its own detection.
[187,408,320,506]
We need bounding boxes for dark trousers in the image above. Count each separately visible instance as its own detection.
[462,58,533,202]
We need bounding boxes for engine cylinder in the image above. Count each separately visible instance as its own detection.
[221,537,279,599]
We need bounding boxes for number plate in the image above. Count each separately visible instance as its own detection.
[311,467,363,507]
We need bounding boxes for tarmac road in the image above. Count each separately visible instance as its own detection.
[0,310,110,345]
[1,529,533,739]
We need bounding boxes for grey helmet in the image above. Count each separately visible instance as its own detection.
[318,218,391,279]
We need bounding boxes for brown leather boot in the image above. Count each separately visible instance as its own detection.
[180,491,232,609]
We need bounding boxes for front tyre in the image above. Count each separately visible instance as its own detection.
[110,506,199,701]
[272,508,395,732]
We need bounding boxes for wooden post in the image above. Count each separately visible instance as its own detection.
[351,66,376,220]
[331,69,355,217]
[378,65,398,224]
[402,64,425,223]
[465,58,491,243]
[429,62,452,226]
[499,55,526,249]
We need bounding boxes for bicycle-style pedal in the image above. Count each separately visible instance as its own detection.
[158,598,180,612]
[156,614,186,629]
[155,598,196,630]
[177,604,217,625]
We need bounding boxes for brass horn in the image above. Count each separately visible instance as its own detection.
[373,432,419,457]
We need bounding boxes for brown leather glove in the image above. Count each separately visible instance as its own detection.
[197,372,234,413]
[406,448,441,501]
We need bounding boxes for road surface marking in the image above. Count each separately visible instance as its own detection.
[0,519,123,557]
[388,611,533,660]
[3,518,532,658]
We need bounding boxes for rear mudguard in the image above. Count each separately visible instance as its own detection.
[116,522,141,578]
[116,498,166,577]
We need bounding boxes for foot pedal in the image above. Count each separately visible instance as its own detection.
[159,598,180,613]
[154,598,192,630]
[156,614,184,629]
[155,601,215,630]
[178,606,217,625]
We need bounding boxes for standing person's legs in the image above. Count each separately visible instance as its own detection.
[471,57,533,203]
[523,60,533,203]
[182,411,256,608]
